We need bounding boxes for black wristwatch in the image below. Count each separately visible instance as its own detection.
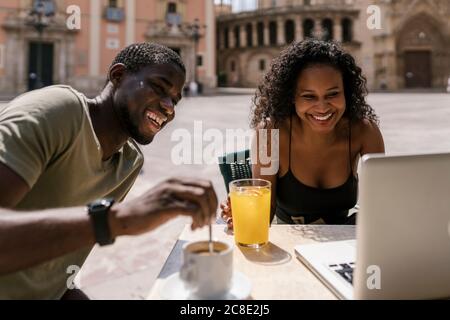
[87,198,116,246]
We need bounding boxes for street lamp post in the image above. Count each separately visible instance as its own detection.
[192,18,200,89]
[189,18,205,95]
[27,0,52,89]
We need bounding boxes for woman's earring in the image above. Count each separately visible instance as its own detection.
[139,81,144,89]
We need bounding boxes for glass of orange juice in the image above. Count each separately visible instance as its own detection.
[229,179,271,248]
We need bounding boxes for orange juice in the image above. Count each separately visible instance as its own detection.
[230,186,271,247]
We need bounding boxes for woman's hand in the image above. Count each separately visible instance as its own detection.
[220,197,233,230]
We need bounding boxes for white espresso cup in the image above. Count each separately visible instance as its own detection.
[179,240,233,299]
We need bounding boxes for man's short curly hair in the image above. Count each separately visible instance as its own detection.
[251,39,378,129]
[110,42,186,75]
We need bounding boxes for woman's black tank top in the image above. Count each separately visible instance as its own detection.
[275,117,358,224]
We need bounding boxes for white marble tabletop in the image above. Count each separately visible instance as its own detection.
[147,224,355,300]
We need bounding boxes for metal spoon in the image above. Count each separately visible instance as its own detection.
[208,222,214,253]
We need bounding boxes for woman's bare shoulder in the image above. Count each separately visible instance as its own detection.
[352,118,385,154]
[352,118,381,136]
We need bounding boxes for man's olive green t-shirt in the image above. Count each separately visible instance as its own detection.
[0,85,144,299]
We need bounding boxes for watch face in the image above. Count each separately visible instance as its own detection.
[89,198,114,212]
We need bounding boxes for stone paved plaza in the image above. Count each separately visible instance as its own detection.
[1,92,450,299]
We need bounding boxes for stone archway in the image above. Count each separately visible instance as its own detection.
[396,13,448,89]
[1,14,77,95]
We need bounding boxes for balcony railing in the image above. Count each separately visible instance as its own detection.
[166,13,182,26]
[146,20,199,38]
[32,0,55,16]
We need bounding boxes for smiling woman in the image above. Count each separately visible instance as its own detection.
[221,39,385,227]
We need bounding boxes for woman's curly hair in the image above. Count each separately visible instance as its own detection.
[251,39,378,129]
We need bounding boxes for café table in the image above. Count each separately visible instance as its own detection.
[147,224,355,300]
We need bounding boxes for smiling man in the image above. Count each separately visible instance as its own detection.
[0,43,218,299]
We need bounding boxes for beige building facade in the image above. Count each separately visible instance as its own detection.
[366,0,450,90]
[0,0,216,96]
[216,0,450,91]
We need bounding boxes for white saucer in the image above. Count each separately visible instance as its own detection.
[159,271,252,300]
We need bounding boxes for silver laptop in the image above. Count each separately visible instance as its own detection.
[295,152,450,300]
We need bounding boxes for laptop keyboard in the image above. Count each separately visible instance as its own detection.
[328,263,355,285]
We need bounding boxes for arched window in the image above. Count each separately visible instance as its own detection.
[269,21,277,45]
[224,27,229,49]
[285,19,295,44]
[234,25,240,48]
[303,19,314,39]
[246,23,253,47]
[342,18,353,42]
[257,22,264,46]
[322,18,333,41]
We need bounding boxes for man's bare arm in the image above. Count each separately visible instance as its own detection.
[0,206,96,275]
[0,176,218,276]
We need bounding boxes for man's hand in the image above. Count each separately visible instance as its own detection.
[110,178,218,237]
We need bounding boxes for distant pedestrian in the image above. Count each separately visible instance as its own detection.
[183,83,190,97]
[189,80,198,96]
